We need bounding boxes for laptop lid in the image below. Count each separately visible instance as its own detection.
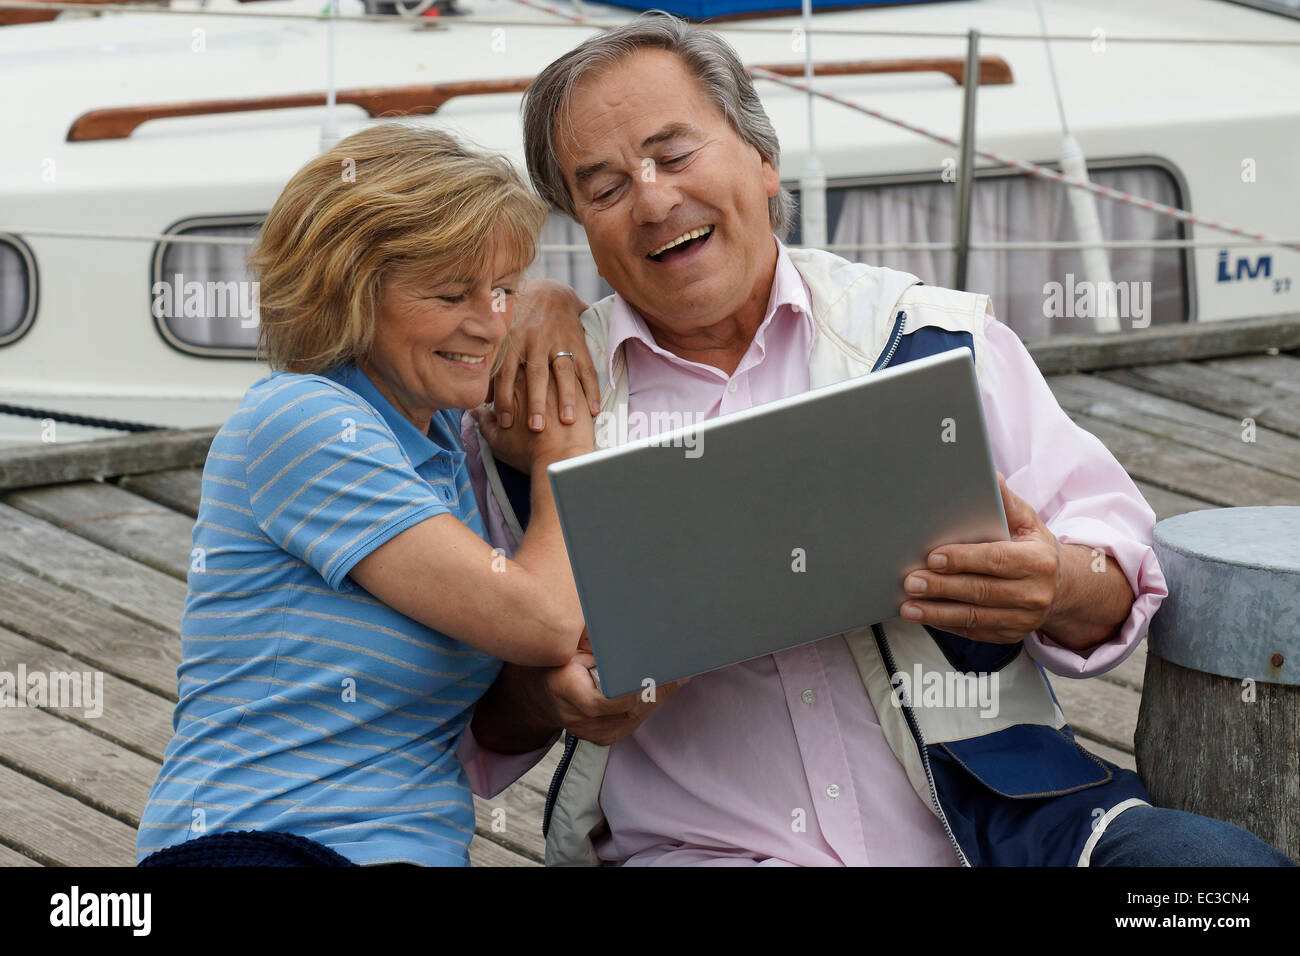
[548,347,1008,699]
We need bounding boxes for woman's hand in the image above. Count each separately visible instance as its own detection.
[493,278,600,431]
[475,361,593,473]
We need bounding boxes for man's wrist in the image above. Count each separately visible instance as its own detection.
[472,663,563,754]
[533,443,592,472]
[1040,544,1126,652]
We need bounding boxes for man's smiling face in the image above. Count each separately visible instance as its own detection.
[557,48,781,337]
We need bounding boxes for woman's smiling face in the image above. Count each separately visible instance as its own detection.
[361,243,521,430]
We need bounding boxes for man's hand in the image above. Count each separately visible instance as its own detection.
[493,278,600,431]
[542,632,688,747]
[899,474,1134,651]
[900,473,1064,644]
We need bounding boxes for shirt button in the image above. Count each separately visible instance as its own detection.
[727,380,738,393]
[801,690,816,705]
[826,784,841,799]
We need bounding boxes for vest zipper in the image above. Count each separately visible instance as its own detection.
[872,310,908,372]
[871,623,970,867]
[542,731,579,838]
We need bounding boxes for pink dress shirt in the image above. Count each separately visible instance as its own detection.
[460,242,1167,864]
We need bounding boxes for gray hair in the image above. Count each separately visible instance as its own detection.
[521,12,794,237]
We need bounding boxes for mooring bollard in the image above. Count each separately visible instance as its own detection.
[1135,506,1299,862]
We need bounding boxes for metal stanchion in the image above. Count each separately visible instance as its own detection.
[952,28,979,291]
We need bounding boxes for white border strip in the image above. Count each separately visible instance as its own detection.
[1077,797,1151,867]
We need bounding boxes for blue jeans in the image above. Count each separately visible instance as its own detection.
[1091,805,1295,866]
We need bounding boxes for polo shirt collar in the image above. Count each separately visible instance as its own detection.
[324,363,449,468]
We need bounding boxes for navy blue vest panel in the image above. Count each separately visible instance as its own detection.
[498,461,532,530]
[888,326,975,371]
[929,730,1150,866]
[924,625,1023,673]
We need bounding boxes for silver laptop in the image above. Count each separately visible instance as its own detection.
[547,347,1008,699]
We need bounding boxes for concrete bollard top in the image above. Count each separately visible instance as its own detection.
[1148,506,1300,686]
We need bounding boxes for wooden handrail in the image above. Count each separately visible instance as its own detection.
[68,80,535,142]
[758,55,1012,86]
[66,55,1012,142]
[0,0,152,26]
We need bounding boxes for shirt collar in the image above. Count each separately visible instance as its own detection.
[323,363,451,468]
[605,238,812,383]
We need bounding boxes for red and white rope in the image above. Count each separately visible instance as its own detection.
[507,0,589,25]
[748,67,1300,253]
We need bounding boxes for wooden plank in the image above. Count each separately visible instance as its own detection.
[1049,373,1300,481]
[119,468,205,518]
[0,502,186,633]
[0,762,139,866]
[1203,353,1300,394]
[0,842,42,866]
[1102,362,1300,438]
[1064,411,1300,507]
[1049,673,1141,754]
[0,557,181,699]
[6,482,195,580]
[0,626,175,760]
[1026,314,1300,375]
[0,704,160,828]
[1133,480,1216,522]
[0,427,217,493]
[1097,641,1146,694]
[468,835,540,867]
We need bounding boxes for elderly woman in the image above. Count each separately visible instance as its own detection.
[136,124,594,867]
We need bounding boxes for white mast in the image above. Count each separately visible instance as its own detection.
[798,0,827,249]
[320,0,341,153]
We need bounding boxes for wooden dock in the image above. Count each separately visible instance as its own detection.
[1,320,1297,866]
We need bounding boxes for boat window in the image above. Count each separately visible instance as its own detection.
[0,235,37,347]
[1218,0,1300,21]
[794,162,1190,340]
[151,215,263,357]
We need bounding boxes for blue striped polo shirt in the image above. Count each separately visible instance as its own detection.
[136,363,501,866]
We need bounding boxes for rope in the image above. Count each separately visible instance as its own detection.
[507,0,589,25]
[0,402,166,432]
[5,228,1299,252]
[747,66,1300,253]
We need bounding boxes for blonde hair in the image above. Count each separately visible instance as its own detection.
[251,124,548,373]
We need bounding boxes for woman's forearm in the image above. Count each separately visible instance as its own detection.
[498,447,588,653]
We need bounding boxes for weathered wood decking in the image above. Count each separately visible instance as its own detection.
[1,331,1298,866]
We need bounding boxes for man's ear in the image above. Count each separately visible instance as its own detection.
[760,157,781,199]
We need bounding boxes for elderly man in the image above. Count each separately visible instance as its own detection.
[462,14,1291,867]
